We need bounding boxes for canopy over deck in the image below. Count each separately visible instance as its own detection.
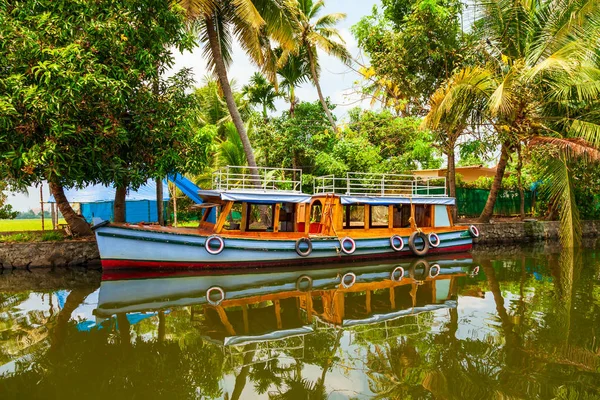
[339,195,455,206]
[198,189,312,204]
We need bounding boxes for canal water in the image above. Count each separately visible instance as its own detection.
[1,243,599,399]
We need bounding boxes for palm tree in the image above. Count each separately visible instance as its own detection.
[180,0,296,171]
[295,0,351,132]
[276,47,312,116]
[194,75,250,129]
[242,72,279,120]
[218,122,248,166]
[423,0,600,245]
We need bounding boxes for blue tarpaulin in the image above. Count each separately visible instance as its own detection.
[48,180,169,223]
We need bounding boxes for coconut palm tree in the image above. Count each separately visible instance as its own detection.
[276,47,312,116]
[295,0,352,132]
[242,72,279,120]
[423,0,600,245]
[179,0,296,171]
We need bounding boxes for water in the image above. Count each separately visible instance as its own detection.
[1,243,599,399]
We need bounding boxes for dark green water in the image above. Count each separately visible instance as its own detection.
[1,243,599,399]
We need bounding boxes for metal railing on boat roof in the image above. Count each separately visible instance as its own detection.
[212,166,303,193]
[313,172,447,197]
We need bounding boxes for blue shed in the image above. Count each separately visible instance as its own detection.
[48,180,170,224]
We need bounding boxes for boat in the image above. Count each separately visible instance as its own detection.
[94,256,478,347]
[94,166,479,269]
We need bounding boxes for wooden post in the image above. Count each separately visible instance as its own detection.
[273,204,281,233]
[40,184,45,231]
[51,200,57,230]
[170,182,178,227]
[156,178,164,226]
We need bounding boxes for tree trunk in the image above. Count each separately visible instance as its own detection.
[205,16,258,170]
[289,85,296,117]
[447,142,458,222]
[50,285,97,353]
[478,143,510,223]
[156,177,165,225]
[517,145,525,220]
[114,181,127,223]
[307,47,337,132]
[230,343,257,400]
[49,182,92,236]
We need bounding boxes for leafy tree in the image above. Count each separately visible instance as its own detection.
[347,108,442,172]
[423,0,600,245]
[0,0,196,234]
[252,100,336,172]
[242,72,279,120]
[352,0,467,116]
[294,0,352,132]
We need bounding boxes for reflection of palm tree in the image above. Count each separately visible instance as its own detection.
[269,329,343,399]
[50,286,97,352]
[229,343,258,400]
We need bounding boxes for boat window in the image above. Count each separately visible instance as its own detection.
[392,204,411,228]
[343,205,365,229]
[278,203,296,232]
[369,206,389,228]
[414,204,433,227]
[246,204,274,231]
[223,202,243,230]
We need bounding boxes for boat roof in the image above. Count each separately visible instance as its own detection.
[198,189,312,204]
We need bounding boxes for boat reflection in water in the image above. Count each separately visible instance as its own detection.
[95,254,478,353]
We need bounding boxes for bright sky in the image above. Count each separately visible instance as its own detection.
[4,1,381,212]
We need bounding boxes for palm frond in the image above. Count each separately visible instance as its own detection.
[538,155,581,248]
[314,13,346,29]
[529,136,600,161]
[177,0,217,20]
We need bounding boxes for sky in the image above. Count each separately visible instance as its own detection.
[4,0,382,212]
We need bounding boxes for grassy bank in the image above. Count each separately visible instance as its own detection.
[0,219,67,232]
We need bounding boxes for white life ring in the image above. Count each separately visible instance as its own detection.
[341,272,356,288]
[206,286,225,306]
[390,235,404,252]
[429,263,441,278]
[205,235,225,255]
[428,232,441,248]
[340,237,356,255]
[390,266,405,282]
[469,225,480,238]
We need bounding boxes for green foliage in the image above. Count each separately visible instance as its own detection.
[193,76,250,129]
[0,183,17,220]
[0,0,197,192]
[242,72,279,119]
[252,100,336,171]
[347,109,442,172]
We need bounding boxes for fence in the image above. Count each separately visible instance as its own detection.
[456,188,534,217]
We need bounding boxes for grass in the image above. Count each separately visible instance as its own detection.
[0,219,67,232]
[0,230,65,243]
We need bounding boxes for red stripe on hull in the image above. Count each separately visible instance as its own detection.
[101,243,473,270]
